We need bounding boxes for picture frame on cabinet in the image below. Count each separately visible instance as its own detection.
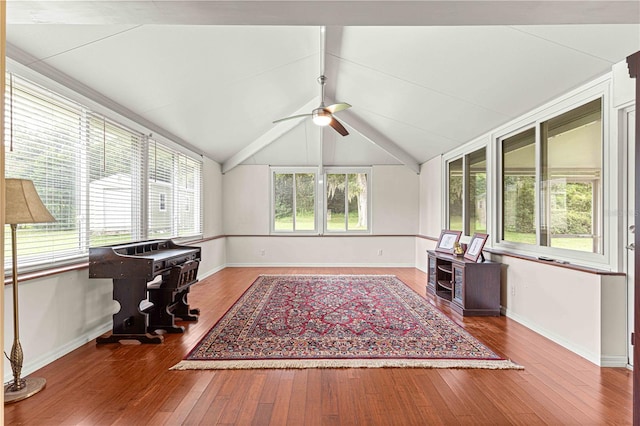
[464,233,489,262]
[435,229,462,254]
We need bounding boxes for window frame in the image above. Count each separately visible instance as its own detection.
[493,86,610,266]
[443,145,490,237]
[323,167,372,234]
[445,147,488,238]
[270,167,319,234]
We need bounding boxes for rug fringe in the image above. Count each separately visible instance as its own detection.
[170,359,524,371]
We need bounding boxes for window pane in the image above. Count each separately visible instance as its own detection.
[148,143,174,239]
[87,115,143,247]
[469,149,487,235]
[295,173,315,231]
[176,154,202,237]
[347,173,367,231]
[4,74,84,270]
[326,172,369,232]
[274,173,294,231]
[502,128,536,245]
[448,158,463,231]
[327,174,346,231]
[541,99,602,253]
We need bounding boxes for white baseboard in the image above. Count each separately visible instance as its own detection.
[503,308,605,366]
[5,322,112,384]
[224,262,416,268]
[197,264,226,280]
[600,355,628,368]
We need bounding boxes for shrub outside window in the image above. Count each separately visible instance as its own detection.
[272,169,317,232]
[447,148,487,236]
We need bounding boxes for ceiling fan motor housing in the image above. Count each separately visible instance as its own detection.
[312,107,332,126]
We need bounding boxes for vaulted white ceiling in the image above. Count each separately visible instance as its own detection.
[5,1,640,172]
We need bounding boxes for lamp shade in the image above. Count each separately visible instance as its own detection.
[5,179,55,225]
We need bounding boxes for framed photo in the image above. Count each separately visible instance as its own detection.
[435,229,462,254]
[464,233,489,262]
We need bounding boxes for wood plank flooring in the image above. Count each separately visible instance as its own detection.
[5,267,633,425]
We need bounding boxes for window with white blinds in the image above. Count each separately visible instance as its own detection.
[4,73,203,273]
[87,114,144,247]
[148,140,202,239]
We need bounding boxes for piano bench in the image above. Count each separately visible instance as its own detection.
[146,261,200,333]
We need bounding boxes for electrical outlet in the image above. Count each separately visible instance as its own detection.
[260,249,265,256]
[377,249,383,256]
[511,285,516,296]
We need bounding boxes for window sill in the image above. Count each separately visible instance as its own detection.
[485,248,624,276]
[4,261,90,285]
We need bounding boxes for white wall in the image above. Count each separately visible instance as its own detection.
[203,157,223,237]
[222,164,420,266]
[372,165,419,234]
[227,236,415,266]
[494,254,627,366]
[223,164,270,235]
[419,156,442,238]
[4,270,114,382]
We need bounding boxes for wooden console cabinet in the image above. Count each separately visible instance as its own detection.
[427,250,501,316]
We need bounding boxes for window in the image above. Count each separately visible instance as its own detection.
[448,158,463,232]
[272,169,317,232]
[149,143,202,238]
[540,99,602,253]
[499,98,602,254]
[4,74,85,269]
[325,169,370,233]
[446,148,487,236]
[87,114,144,248]
[271,168,370,234]
[502,128,536,245]
[4,73,203,272]
[159,193,167,212]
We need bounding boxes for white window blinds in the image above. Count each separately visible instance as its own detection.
[4,72,203,273]
[4,74,85,269]
[87,113,144,247]
[148,140,202,239]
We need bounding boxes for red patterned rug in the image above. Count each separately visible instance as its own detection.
[171,275,522,370]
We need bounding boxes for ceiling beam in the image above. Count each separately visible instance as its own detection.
[338,109,421,174]
[7,1,640,25]
[222,96,320,173]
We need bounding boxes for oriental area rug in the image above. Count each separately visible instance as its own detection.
[171,275,522,370]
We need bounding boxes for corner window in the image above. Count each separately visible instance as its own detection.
[446,148,487,236]
[325,169,370,233]
[272,169,317,232]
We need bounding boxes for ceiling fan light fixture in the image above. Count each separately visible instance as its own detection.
[312,108,332,126]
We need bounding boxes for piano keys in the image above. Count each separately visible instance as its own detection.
[89,239,201,344]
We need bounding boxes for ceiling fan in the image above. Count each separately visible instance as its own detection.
[272,26,351,136]
[273,76,351,136]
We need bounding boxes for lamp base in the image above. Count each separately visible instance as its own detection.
[4,377,46,404]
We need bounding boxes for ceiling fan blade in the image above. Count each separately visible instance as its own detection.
[273,113,311,124]
[329,117,349,136]
[324,102,351,114]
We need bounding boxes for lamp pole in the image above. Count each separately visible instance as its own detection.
[7,223,24,392]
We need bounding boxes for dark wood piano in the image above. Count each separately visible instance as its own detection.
[89,239,201,344]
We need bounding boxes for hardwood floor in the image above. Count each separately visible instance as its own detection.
[5,267,632,425]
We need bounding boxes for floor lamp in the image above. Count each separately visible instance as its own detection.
[4,179,55,403]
